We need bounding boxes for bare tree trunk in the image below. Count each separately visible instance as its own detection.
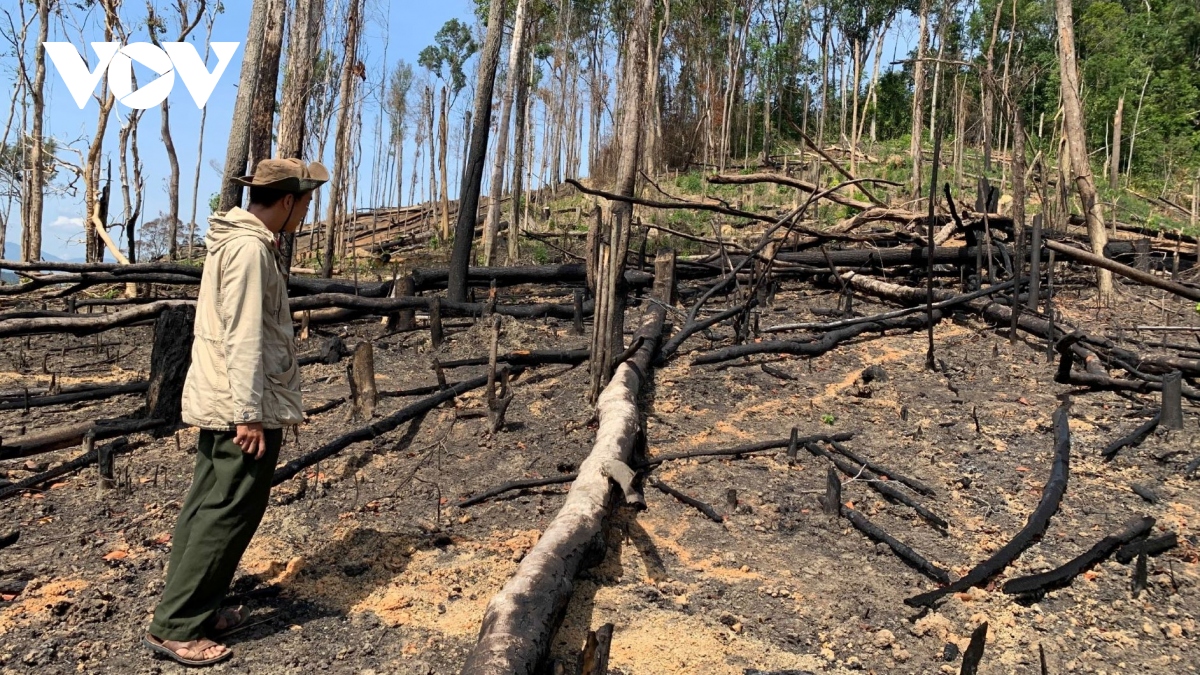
[23,0,50,262]
[1125,69,1151,187]
[910,0,929,200]
[446,0,506,303]
[483,0,529,267]
[1055,0,1112,299]
[218,0,270,212]
[438,86,450,241]
[277,0,322,159]
[982,0,1003,173]
[508,19,534,264]
[249,0,286,169]
[321,0,364,279]
[1110,96,1123,191]
[588,0,653,403]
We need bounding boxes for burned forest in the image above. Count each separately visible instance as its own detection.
[1,0,1199,673]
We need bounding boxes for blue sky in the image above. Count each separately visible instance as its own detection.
[4,0,476,261]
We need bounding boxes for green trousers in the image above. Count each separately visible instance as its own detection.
[150,428,282,641]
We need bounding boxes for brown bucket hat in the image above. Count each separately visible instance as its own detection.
[232,158,330,193]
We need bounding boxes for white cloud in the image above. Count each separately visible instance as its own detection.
[50,216,84,229]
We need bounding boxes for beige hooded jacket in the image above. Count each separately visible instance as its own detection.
[181,207,303,430]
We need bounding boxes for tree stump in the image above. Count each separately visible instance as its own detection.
[385,274,416,333]
[1162,371,1184,430]
[348,342,378,420]
[146,305,195,426]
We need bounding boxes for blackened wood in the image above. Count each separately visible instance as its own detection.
[1116,532,1178,564]
[1002,516,1155,596]
[409,264,653,292]
[1045,239,1200,302]
[1131,483,1160,504]
[1102,413,1161,460]
[94,432,115,492]
[0,438,134,501]
[1161,371,1184,429]
[1186,455,1200,478]
[822,466,841,516]
[960,623,988,675]
[288,293,594,321]
[0,418,164,461]
[786,427,800,462]
[589,624,614,675]
[458,474,577,508]
[651,478,723,522]
[437,349,590,369]
[0,381,149,411]
[642,432,854,468]
[0,530,17,549]
[827,439,936,496]
[0,300,192,338]
[304,398,346,416]
[273,372,504,485]
[348,342,378,420]
[907,403,1072,607]
[842,507,951,584]
[385,274,416,332]
[146,306,195,426]
[693,310,943,365]
[573,289,584,335]
[804,441,947,529]
[429,298,444,348]
[658,301,755,363]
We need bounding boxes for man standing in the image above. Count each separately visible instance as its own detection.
[144,158,327,666]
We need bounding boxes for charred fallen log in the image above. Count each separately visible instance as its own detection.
[438,349,590,369]
[650,478,724,523]
[410,264,653,291]
[906,403,1072,608]
[288,293,592,321]
[1115,532,1178,564]
[0,418,165,461]
[0,300,192,338]
[460,252,676,675]
[842,507,951,584]
[0,381,149,411]
[826,439,937,496]
[804,441,947,530]
[1101,413,1161,460]
[1002,516,1155,596]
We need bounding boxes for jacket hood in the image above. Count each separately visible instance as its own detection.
[205,207,276,253]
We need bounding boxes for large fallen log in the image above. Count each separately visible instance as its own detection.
[410,264,653,291]
[1044,239,1200,303]
[438,349,590,369]
[0,300,192,338]
[287,293,592,320]
[842,507,951,584]
[459,252,675,675]
[906,403,1071,607]
[0,437,139,501]
[0,381,149,411]
[1002,515,1155,596]
[0,418,165,460]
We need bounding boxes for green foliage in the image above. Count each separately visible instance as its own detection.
[208,192,220,214]
[674,171,704,193]
[418,19,478,96]
[531,241,550,264]
[821,413,836,425]
[386,60,415,143]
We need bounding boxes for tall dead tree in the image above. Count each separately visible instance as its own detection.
[1110,96,1123,191]
[248,0,286,169]
[446,0,506,302]
[507,17,534,264]
[83,0,119,263]
[275,0,323,270]
[22,0,50,262]
[909,0,929,200]
[588,0,653,403]
[217,0,270,212]
[482,0,530,267]
[1055,0,1112,299]
[321,0,365,279]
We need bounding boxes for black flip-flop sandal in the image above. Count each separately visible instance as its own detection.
[143,634,232,667]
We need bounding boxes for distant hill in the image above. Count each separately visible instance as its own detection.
[2,243,85,283]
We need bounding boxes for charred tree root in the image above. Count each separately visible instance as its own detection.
[1101,413,1161,461]
[458,475,578,508]
[0,438,138,501]
[842,507,951,584]
[906,403,1072,608]
[651,479,724,523]
[1002,516,1156,596]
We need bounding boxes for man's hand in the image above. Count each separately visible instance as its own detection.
[234,422,267,459]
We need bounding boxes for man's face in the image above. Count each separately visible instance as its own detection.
[282,191,314,233]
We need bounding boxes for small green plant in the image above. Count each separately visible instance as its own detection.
[531,242,550,265]
[821,413,836,425]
